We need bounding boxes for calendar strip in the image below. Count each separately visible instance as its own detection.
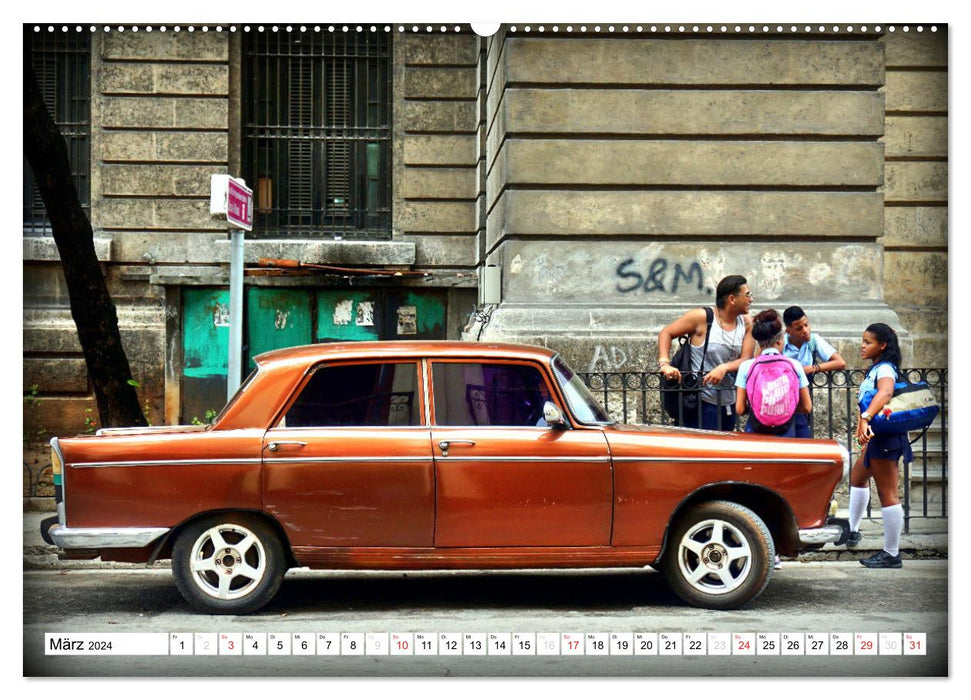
[45,632,927,656]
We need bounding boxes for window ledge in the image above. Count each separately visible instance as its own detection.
[23,236,112,262]
[215,239,417,267]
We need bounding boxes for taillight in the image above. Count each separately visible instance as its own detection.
[50,437,65,524]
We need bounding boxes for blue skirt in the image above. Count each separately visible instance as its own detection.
[863,432,914,468]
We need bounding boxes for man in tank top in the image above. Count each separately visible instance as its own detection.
[657,275,756,430]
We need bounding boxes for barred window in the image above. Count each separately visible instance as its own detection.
[242,31,392,239]
[24,31,91,234]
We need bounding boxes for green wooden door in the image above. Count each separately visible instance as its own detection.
[181,288,229,424]
[316,290,381,342]
[246,288,313,369]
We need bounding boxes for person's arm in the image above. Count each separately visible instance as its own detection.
[797,386,812,414]
[658,308,706,382]
[812,352,847,373]
[857,375,895,444]
[735,387,748,418]
[704,314,754,385]
[805,335,847,374]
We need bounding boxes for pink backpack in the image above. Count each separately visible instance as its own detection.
[745,355,800,431]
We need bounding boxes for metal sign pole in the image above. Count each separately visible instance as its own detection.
[227,228,244,401]
[210,174,253,402]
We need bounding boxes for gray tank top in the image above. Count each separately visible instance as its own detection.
[689,308,746,406]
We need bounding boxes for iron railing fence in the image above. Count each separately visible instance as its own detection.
[580,369,948,532]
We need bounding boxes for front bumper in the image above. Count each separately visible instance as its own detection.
[45,524,170,549]
[798,517,851,547]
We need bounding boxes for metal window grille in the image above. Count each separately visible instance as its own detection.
[242,31,392,239]
[23,31,91,234]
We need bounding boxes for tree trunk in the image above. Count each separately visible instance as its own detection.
[23,43,147,428]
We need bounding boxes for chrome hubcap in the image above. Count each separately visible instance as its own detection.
[188,524,266,600]
[677,518,754,595]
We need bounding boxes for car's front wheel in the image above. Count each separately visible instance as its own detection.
[172,514,286,614]
[662,500,774,610]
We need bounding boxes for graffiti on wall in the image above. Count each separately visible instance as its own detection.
[587,345,630,373]
[615,258,712,297]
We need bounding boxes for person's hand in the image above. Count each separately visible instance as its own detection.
[855,420,874,446]
[661,364,681,383]
[703,363,728,386]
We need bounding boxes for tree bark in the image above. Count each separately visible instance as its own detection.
[23,43,147,428]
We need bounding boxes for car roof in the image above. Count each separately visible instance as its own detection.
[253,340,557,368]
[214,341,561,430]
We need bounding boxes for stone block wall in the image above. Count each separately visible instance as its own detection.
[474,28,949,373]
[24,29,483,443]
[25,30,232,436]
[881,29,948,366]
[393,32,481,273]
[22,26,949,453]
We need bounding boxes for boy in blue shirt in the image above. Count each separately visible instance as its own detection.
[782,306,848,438]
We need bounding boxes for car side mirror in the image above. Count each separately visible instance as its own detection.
[543,401,569,429]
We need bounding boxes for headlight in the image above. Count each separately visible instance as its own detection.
[50,437,62,478]
[837,442,850,482]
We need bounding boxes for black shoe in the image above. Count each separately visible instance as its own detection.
[845,531,863,548]
[860,550,902,569]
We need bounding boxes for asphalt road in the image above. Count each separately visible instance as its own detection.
[23,561,947,677]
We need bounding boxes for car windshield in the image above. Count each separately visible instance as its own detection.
[551,354,613,425]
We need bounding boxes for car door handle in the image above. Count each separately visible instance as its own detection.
[267,441,308,452]
[438,439,475,457]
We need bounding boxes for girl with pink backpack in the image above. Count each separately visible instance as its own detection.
[734,309,812,437]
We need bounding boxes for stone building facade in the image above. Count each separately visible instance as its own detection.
[23,24,947,438]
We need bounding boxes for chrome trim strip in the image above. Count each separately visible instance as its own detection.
[70,458,262,469]
[798,525,844,546]
[422,358,431,426]
[265,426,430,432]
[436,456,610,463]
[49,525,170,549]
[95,425,207,436]
[611,457,837,465]
[264,456,435,464]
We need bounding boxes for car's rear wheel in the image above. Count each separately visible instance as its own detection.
[172,514,286,614]
[662,500,774,610]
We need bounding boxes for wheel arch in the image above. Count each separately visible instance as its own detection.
[149,509,297,568]
[656,482,801,564]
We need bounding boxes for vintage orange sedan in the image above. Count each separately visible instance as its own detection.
[43,341,850,613]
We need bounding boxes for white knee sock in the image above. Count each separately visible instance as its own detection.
[882,504,904,556]
[849,486,870,532]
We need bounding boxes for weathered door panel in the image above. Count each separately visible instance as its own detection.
[60,430,264,529]
[262,428,435,547]
[246,288,313,370]
[383,290,447,340]
[316,290,380,342]
[181,288,230,423]
[431,427,613,547]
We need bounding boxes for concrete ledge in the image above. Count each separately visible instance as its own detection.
[24,237,113,262]
[212,239,417,266]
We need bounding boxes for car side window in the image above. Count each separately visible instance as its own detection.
[284,362,420,427]
[433,362,553,427]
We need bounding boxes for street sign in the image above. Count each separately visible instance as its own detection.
[210,175,253,231]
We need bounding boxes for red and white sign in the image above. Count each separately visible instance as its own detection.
[210,175,253,231]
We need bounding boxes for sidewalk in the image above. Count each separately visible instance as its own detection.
[22,508,948,571]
